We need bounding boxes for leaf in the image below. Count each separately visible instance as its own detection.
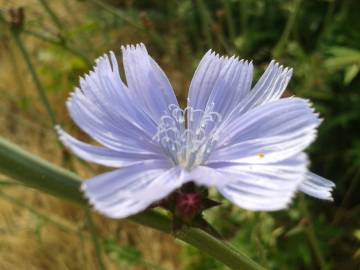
[354,230,360,241]
[344,64,359,85]
[325,47,360,70]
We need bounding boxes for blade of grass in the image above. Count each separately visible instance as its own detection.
[221,0,236,42]
[315,0,335,48]
[272,0,302,59]
[238,0,249,36]
[11,29,57,128]
[85,208,106,270]
[195,0,213,49]
[332,167,360,225]
[24,30,92,66]
[299,195,327,269]
[0,137,265,270]
[7,45,28,102]
[37,0,63,31]
[87,0,164,50]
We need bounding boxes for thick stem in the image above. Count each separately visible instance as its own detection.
[0,137,265,270]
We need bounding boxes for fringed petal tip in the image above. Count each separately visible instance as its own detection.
[81,188,114,219]
[55,126,73,148]
[81,181,126,219]
[81,183,103,211]
[268,59,293,73]
[299,172,335,201]
[206,49,253,66]
[80,181,163,219]
[220,187,297,212]
[54,124,61,133]
[55,125,67,136]
[121,43,146,53]
[79,163,184,219]
[81,182,100,211]
[55,125,67,143]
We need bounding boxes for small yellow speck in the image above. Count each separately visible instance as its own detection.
[258,153,265,158]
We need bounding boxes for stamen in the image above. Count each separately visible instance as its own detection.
[153,104,222,170]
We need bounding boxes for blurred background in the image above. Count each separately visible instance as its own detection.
[0,0,359,269]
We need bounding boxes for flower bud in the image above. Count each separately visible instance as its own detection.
[175,192,202,221]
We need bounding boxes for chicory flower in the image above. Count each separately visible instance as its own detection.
[57,44,335,218]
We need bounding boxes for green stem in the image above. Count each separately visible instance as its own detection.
[11,30,57,128]
[239,0,248,36]
[37,0,63,31]
[332,167,360,225]
[316,0,335,49]
[88,0,141,30]
[87,0,164,50]
[7,45,27,101]
[0,137,82,202]
[222,0,236,42]
[196,0,213,49]
[179,228,265,269]
[85,208,106,270]
[0,179,19,187]
[24,30,92,66]
[272,0,302,59]
[218,32,232,54]
[299,195,327,269]
[0,137,265,270]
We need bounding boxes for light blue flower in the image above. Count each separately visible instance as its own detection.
[57,43,335,218]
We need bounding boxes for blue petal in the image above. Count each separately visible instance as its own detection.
[122,44,179,123]
[67,53,161,153]
[210,154,308,211]
[187,51,253,122]
[238,60,293,113]
[82,161,186,218]
[209,98,320,163]
[299,172,335,200]
[222,61,293,127]
[57,127,165,168]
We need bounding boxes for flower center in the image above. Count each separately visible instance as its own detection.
[153,103,222,170]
